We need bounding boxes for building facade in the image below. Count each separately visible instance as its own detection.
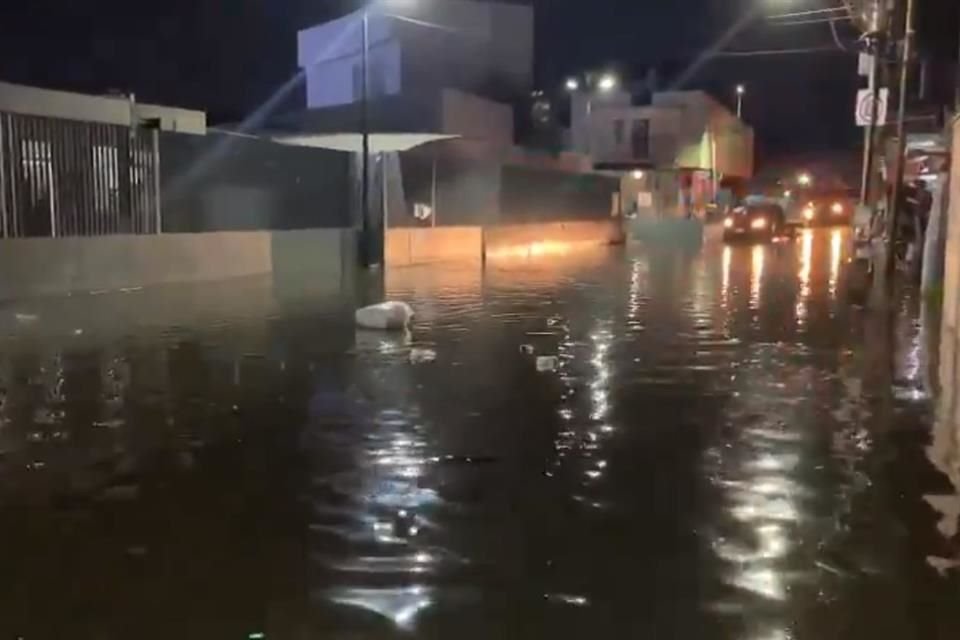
[297,0,534,111]
[571,89,754,219]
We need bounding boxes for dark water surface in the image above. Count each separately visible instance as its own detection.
[1,229,958,639]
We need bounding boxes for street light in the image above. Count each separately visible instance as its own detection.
[597,73,618,93]
[359,0,459,267]
[566,71,620,157]
[735,84,745,118]
[360,7,373,266]
[797,172,812,186]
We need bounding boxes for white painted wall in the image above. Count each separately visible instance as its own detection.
[575,90,753,178]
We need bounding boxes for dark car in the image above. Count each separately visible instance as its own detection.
[723,203,786,242]
[799,190,855,226]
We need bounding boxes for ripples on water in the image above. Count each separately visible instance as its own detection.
[0,231,956,638]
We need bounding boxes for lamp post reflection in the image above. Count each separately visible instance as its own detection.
[829,228,843,300]
[750,245,765,311]
[797,230,813,328]
[721,246,733,310]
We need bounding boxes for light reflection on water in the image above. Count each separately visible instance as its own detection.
[0,232,950,638]
[797,229,813,327]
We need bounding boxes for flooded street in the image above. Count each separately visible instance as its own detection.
[1,229,958,639]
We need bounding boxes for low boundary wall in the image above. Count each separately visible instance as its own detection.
[0,229,355,301]
[385,227,484,267]
[485,220,623,254]
[385,220,622,266]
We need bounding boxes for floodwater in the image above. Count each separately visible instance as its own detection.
[0,229,958,639]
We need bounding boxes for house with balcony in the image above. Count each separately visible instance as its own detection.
[571,89,754,219]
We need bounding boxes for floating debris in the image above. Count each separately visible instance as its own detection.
[409,348,437,364]
[356,301,415,330]
[536,356,559,372]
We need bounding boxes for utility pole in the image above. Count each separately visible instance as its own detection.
[361,9,372,267]
[859,0,889,206]
[882,0,916,292]
[860,47,882,205]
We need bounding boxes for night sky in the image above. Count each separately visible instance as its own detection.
[1,0,957,157]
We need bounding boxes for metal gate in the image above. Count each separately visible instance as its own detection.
[0,111,161,238]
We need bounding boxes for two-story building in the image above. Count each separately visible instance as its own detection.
[571,89,754,219]
[291,0,532,140]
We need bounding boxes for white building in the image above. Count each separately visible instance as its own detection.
[570,88,754,218]
[297,0,533,111]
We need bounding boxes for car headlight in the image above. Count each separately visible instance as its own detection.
[803,207,815,221]
[750,217,768,230]
[724,217,734,229]
[831,202,844,214]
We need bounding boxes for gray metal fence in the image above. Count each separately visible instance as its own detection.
[0,111,160,238]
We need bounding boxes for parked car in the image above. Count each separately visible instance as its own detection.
[723,203,786,243]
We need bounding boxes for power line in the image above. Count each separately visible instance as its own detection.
[766,6,850,21]
[769,16,855,27]
[714,46,852,58]
[828,16,850,52]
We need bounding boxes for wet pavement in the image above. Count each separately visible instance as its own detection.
[0,228,958,639]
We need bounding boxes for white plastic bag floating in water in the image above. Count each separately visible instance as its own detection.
[536,356,559,372]
[355,301,415,330]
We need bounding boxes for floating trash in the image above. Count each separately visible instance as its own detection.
[409,348,437,364]
[356,302,415,330]
[536,356,559,372]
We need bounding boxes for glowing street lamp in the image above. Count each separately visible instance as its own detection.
[597,73,619,93]
[565,71,620,157]
[797,172,813,187]
[735,84,745,118]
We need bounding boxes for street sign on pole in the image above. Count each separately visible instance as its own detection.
[856,88,888,127]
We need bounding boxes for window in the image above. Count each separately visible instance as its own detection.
[613,119,625,146]
[631,119,650,158]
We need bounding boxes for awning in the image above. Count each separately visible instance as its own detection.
[271,132,460,153]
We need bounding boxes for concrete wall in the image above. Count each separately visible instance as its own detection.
[383,220,621,265]
[440,89,514,149]
[940,116,960,415]
[160,131,352,232]
[588,104,680,168]
[937,118,960,507]
[579,90,753,178]
[385,226,483,266]
[0,81,206,133]
[570,90,631,156]
[485,220,624,256]
[298,0,533,110]
[0,229,353,301]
